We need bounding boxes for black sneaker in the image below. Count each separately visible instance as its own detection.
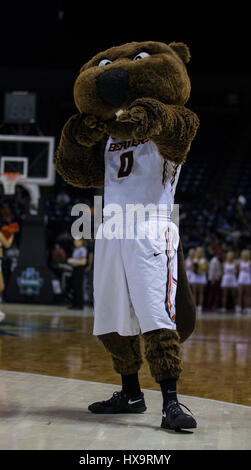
[88,391,147,414]
[161,400,197,430]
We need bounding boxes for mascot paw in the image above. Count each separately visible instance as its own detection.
[84,115,105,131]
[75,115,105,147]
[118,105,162,139]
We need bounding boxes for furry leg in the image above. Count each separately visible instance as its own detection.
[97,333,143,376]
[143,328,182,383]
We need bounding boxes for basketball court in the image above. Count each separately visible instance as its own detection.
[0,303,250,450]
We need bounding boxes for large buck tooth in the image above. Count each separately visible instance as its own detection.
[115,109,124,118]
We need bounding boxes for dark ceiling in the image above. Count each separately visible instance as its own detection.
[1,4,249,74]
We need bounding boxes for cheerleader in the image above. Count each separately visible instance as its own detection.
[236,249,251,314]
[191,246,208,313]
[220,251,238,313]
[185,248,196,286]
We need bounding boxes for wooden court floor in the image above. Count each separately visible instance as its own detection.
[0,305,250,407]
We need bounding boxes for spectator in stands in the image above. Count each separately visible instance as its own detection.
[191,246,208,313]
[56,190,70,206]
[67,239,87,309]
[50,243,67,277]
[207,250,222,310]
[220,251,238,313]
[5,241,19,272]
[56,230,73,256]
[51,243,66,265]
[0,206,12,223]
[236,249,251,315]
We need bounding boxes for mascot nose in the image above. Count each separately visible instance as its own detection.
[96,68,129,107]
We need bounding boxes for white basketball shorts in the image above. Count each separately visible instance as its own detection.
[93,221,179,336]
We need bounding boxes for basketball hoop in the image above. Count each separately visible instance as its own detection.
[1,172,21,195]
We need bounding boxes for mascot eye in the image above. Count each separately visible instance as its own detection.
[98,59,112,67]
[133,52,150,61]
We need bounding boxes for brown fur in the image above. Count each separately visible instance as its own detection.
[54,114,105,188]
[55,40,199,187]
[98,332,143,376]
[106,99,199,164]
[55,40,199,345]
[143,329,182,382]
[98,329,182,382]
[74,41,192,118]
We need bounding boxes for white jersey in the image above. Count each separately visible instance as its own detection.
[104,136,181,215]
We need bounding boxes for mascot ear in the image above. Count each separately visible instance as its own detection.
[169,42,191,64]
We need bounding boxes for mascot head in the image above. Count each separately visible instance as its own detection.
[73,41,192,120]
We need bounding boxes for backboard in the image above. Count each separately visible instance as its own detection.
[0,134,55,187]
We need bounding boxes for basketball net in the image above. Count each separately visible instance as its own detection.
[1,172,21,195]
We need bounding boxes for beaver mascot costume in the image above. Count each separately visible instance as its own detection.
[55,41,199,431]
